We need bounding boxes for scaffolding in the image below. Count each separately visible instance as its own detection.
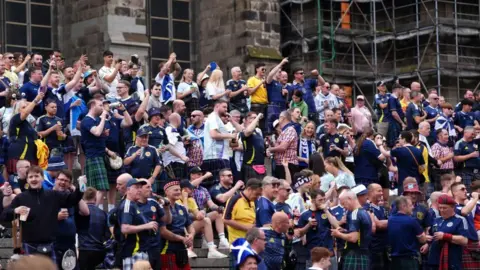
[280,0,480,105]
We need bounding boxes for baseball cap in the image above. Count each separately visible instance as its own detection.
[180,180,195,190]
[403,183,422,194]
[137,126,151,137]
[189,166,203,174]
[352,184,368,196]
[376,81,385,87]
[148,107,161,119]
[357,95,365,100]
[126,178,148,188]
[273,119,280,129]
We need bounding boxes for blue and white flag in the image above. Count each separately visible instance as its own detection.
[162,74,174,104]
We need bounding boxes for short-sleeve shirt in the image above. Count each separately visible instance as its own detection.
[209,183,235,207]
[388,213,424,257]
[145,124,168,148]
[193,185,211,211]
[455,204,479,242]
[177,81,199,99]
[344,208,372,251]
[275,202,292,218]
[454,111,475,131]
[0,77,11,108]
[391,146,425,185]
[274,125,298,165]
[8,175,28,192]
[161,202,192,252]
[363,203,388,252]
[266,80,285,104]
[224,192,255,243]
[203,112,230,160]
[297,209,334,252]
[256,196,275,227]
[36,115,65,149]
[8,114,38,160]
[226,79,247,105]
[162,126,186,166]
[240,129,264,166]
[374,93,390,122]
[385,95,404,123]
[105,114,123,154]
[262,227,286,270]
[56,207,77,250]
[319,133,347,159]
[99,66,120,97]
[19,81,43,117]
[125,145,161,179]
[454,139,480,169]
[80,115,107,158]
[287,79,318,114]
[354,139,382,180]
[428,215,469,268]
[406,102,422,130]
[138,198,165,250]
[247,76,268,104]
[76,203,110,251]
[330,205,346,251]
[118,199,150,257]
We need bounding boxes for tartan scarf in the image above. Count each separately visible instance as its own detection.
[439,241,450,270]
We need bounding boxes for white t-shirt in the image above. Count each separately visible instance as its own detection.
[203,112,230,160]
[136,77,145,101]
[206,82,227,101]
[177,82,199,99]
[162,126,186,166]
[99,66,120,98]
[11,66,26,87]
[155,73,176,103]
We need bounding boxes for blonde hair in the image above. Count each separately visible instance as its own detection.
[300,121,316,139]
[132,260,152,270]
[325,156,353,176]
[180,68,194,83]
[207,69,225,91]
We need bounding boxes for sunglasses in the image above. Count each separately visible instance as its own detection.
[222,174,233,177]
[296,72,304,75]
[191,115,200,118]
[7,56,13,59]
[261,68,266,72]
[433,98,439,100]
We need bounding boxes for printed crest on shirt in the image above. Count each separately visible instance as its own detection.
[334,138,339,143]
[146,151,151,157]
[321,213,327,219]
[417,212,424,220]
[151,206,156,212]
[179,209,184,215]
[446,222,453,227]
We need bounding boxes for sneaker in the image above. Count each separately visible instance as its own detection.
[207,249,228,259]
[188,249,198,258]
[218,238,230,249]
[201,238,209,249]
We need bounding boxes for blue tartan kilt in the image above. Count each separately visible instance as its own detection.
[342,250,369,270]
[267,103,283,135]
[387,121,401,147]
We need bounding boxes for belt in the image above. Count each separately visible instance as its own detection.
[464,168,479,174]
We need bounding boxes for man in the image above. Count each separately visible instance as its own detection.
[172,99,187,135]
[98,50,121,99]
[2,52,18,85]
[424,93,440,143]
[365,183,389,270]
[262,212,290,270]
[454,99,476,137]
[235,112,265,180]
[275,180,293,217]
[1,166,84,261]
[400,87,411,113]
[453,126,480,189]
[411,81,421,92]
[137,179,171,269]
[117,178,157,270]
[267,110,298,180]
[247,63,268,132]
[124,126,162,185]
[203,101,236,188]
[77,187,111,270]
[435,102,457,146]
[427,194,469,270]
[23,53,43,84]
[20,67,44,117]
[455,89,475,112]
[224,178,263,243]
[146,83,162,110]
[209,168,244,207]
[0,60,11,108]
[289,67,325,124]
[155,53,181,105]
[159,180,194,270]
[163,113,189,179]
[385,84,406,147]
[9,160,31,194]
[331,190,372,270]
[350,95,372,137]
[266,58,289,133]
[406,90,426,131]
[296,189,339,269]
[80,99,109,207]
[42,50,62,75]
[53,170,90,269]
[315,81,339,124]
[116,173,132,198]
[319,119,349,160]
[388,196,427,270]
[245,227,267,266]
[401,180,431,230]
[427,191,443,229]
[256,177,280,227]
[142,107,167,149]
[186,110,205,169]
[226,66,248,114]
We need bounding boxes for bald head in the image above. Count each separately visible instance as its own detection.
[116,173,132,195]
[169,112,181,127]
[271,212,289,233]
[430,192,443,205]
[411,82,421,91]
[173,99,186,114]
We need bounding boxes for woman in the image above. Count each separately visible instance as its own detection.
[1,92,36,136]
[321,156,355,191]
[177,68,200,119]
[12,52,30,87]
[7,92,44,174]
[298,121,318,170]
[353,127,386,187]
[196,64,211,110]
[36,100,67,154]
[289,90,308,118]
[431,128,454,190]
[206,69,228,106]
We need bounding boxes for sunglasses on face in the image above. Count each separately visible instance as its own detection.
[261,68,266,72]
[222,174,233,177]
[7,56,13,59]
[191,115,200,118]
[296,72,304,75]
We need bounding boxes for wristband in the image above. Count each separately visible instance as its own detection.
[443,233,453,242]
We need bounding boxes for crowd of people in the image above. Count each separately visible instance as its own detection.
[0,48,478,270]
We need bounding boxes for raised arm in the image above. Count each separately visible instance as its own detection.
[13,54,31,74]
[20,92,44,121]
[266,58,288,84]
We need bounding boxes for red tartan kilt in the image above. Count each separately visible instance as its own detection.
[6,159,38,175]
[462,240,480,270]
[160,254,191,270]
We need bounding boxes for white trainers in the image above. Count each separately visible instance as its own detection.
[188,249,198,258]
[201,238,209,249]
[207,249,228,259]
[218,238,230,249]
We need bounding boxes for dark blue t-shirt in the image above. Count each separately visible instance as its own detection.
[118,199,150,257]
[354,139,381,180]
[266,80,285,104]
[455,204,479,242]
[256,196,275,227]
[36,115,65,149]
[319,133,347,159]
[105,114,123,154]
[363,203,388,252]
[8,114,38,160]
[374,93,390,121]
[146,125,168,148]
[76,203,110,251]
[454,111,475,131]
[209,184,235,207]
[80,116,107,158]
[406,102,422,130]
[138,198,165,250]
[0,77,11,108]
[125,145,161,179]
[56,206,77,250]
[161,203,192,252]
[331,206,346,252]
[241,129,265,166]
[226,79,247,106]
[388,213,423,257]
[262,227,286,270]
[454,139,480,169]
[286,79,317,114]
[344,208,372,251]
[385,95,404,123]
[274,202,292,218]
[297,209,334,252]
[20,81,44,117]
[391,146,425,185]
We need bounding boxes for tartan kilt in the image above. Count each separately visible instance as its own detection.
[85,156,109,191]
[370,250,388,270]
[462,240,480,270]
[160,253,191,270]
[386,121,401,148]
[185,98,200,117]
[267,103,283,135]
[390,256,419,270]
[201,159,229,188]
[342,250,369,270]
[107,165,125,185]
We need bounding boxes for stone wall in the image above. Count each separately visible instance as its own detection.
[193,0,283,78]
[55,0,149,76]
